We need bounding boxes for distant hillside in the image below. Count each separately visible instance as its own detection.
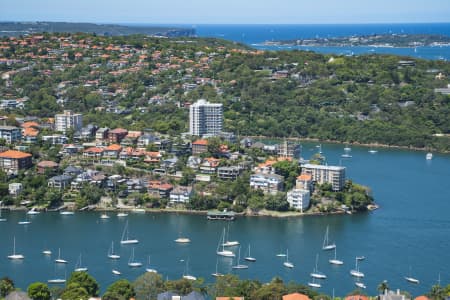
[0,21,195,37]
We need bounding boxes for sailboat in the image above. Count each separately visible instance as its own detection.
[322,226,336,250]
[18,215,31,225]
[108,241,120,259]
[212,258,224,277]
[145,256,157,273]
[100,213,110,219]
[350,257,364,278]
[182,259,197,280]
[117,212,128,217]
[368,149,378,154]
[54,248,68,264]
[216,228,235,257]
[48,269,66,284]
[329,247,343,265]
[232,246,249,269]
[74,254,88,272]
[127,248,142,267]
[222,222,239,247]
[7,237,24,260]
[283,249,294,268]
[120,220,139,244]
[308,277,321,288]
[310,254,327,279]
[405,266,420,284]
[355,280,367,289]
[42,249,52,255]
[244,244,256,262]
[426,153,433,160]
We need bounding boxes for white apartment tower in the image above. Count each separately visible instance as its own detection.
[189,99,223,137]
[55,110,83,133]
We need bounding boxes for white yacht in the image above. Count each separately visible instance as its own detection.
[222,222,239,247]
[42,250,52,255]
[426,153,433,160]
[350,257,364,278]
[310,254,327,279]
[120,220,139,245]
[100,213,110,219]
[108,241,120,259]
[117,212,128,217]
[27,208,40,215]
[211,259,224,277]
[145,256,157,273]
[8,237,24,260]
[127,248,142,268]
[112,269,121,275]
[60,211,74,215]
[244,244,256,262]
[355,282,367,289]
[232,246,249,269]
[54,248,68,264]
[329,247,344,265]
[74,254,88,272]
[216,228,235,257]
[322,226,336,250]
[283,249,294,268]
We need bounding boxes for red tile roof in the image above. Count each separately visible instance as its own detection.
[297,174,312,181]
[37,160,58,168]
[193,139,208,146]
[0,150,32,159]
[283,293,311,300]
[105,144,122,151]
[84,147,104,153]
[345,295,369,300]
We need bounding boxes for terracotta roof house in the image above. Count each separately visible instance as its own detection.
[414,296,430,300]
[37,160,59,174]
[103,144,122,158]
[345,295,369,300]
[192,139,208,155]
[0,150,32,173]
[283,293,311,300]
[83,147,104,159]
[216,297,244,300]
[22,127,39,144]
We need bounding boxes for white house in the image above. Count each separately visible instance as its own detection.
[287,188,310,212]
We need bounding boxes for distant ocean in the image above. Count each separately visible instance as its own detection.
[128,23,450,60]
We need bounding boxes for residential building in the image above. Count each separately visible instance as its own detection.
[379,290,411,300]
[48,175,72,190]
[9,182,23,196]
[0,150,32,173]
[83,147,104,159]
[277,140,301,158]
[54,110,83,133]
[0,126,22,143]
[199,157,220,174]
[103,144,122,159]
[301,164,346,191]
[287,188,310,212]
[37,160,59,174]
[148,181,174,199]
[108,128,128,144]
[217,166,241,180]
[189,99,223,137]
[170,186,193,204]
[250,173,284,195]
[192,139,208,155]
[95,127,109,141]
[296,174,313,192]
[42,134,68,145]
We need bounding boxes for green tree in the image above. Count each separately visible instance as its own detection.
[133,272,165,300]
[428,285,446,300]
[66,271,99,297]
[103,279,135,300]
[27,282,51,300]
[0,277,14,297]
[60,283,89,300]
[377,280,389,294]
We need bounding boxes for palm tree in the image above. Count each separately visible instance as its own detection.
[377,280,389,294]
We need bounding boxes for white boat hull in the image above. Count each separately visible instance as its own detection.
[121,239,139,245]
[355,282,367,289]
[146,268,157,273]
[284,262,294,268]
[55,259,68,264]
[232,264,249,269]
[310,273,327,279]
[8,254,24,260]
[322,244,336,251]
[175,238,191,243]
[308,282,321,288]
[48,279,66,284]
[217,251,235,257]
[405,277,420,284]
[329,259,344,265]
[75,267,88,272]
[128,262,142,267]
[223,241,239,247]
[244,257,256,262]
[183,275,197,281]
[112,270,121,275]
[350,270,365,278]
[108,254,120,259]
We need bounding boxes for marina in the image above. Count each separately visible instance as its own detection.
[0,143,448,295]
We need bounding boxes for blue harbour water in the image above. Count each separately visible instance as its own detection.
[1,143,449,295]
[166,23,450,60]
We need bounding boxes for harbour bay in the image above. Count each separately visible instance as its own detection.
[1,143,448,296]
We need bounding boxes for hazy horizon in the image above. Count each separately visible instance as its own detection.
[1,0,449,25]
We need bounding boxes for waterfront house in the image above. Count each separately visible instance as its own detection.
[287,188,310,212]
[170,186,193,204]
[0,150,32,174]
[249,172,284,195]
[8,182,23,196]
[379,289,411,300]
[144,151,162,163]
[95,127,109,142]
[345,295,369,300]
[42,134,68,145]
[187,156,202,169]
[37,160,59,174]
[148,180,173,199]
[22,127,39,144]
[48,174,72,190]
[63,165,83,177]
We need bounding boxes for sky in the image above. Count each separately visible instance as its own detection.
[1,0,450,24]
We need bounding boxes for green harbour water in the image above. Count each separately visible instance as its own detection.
[0,142,449,296]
